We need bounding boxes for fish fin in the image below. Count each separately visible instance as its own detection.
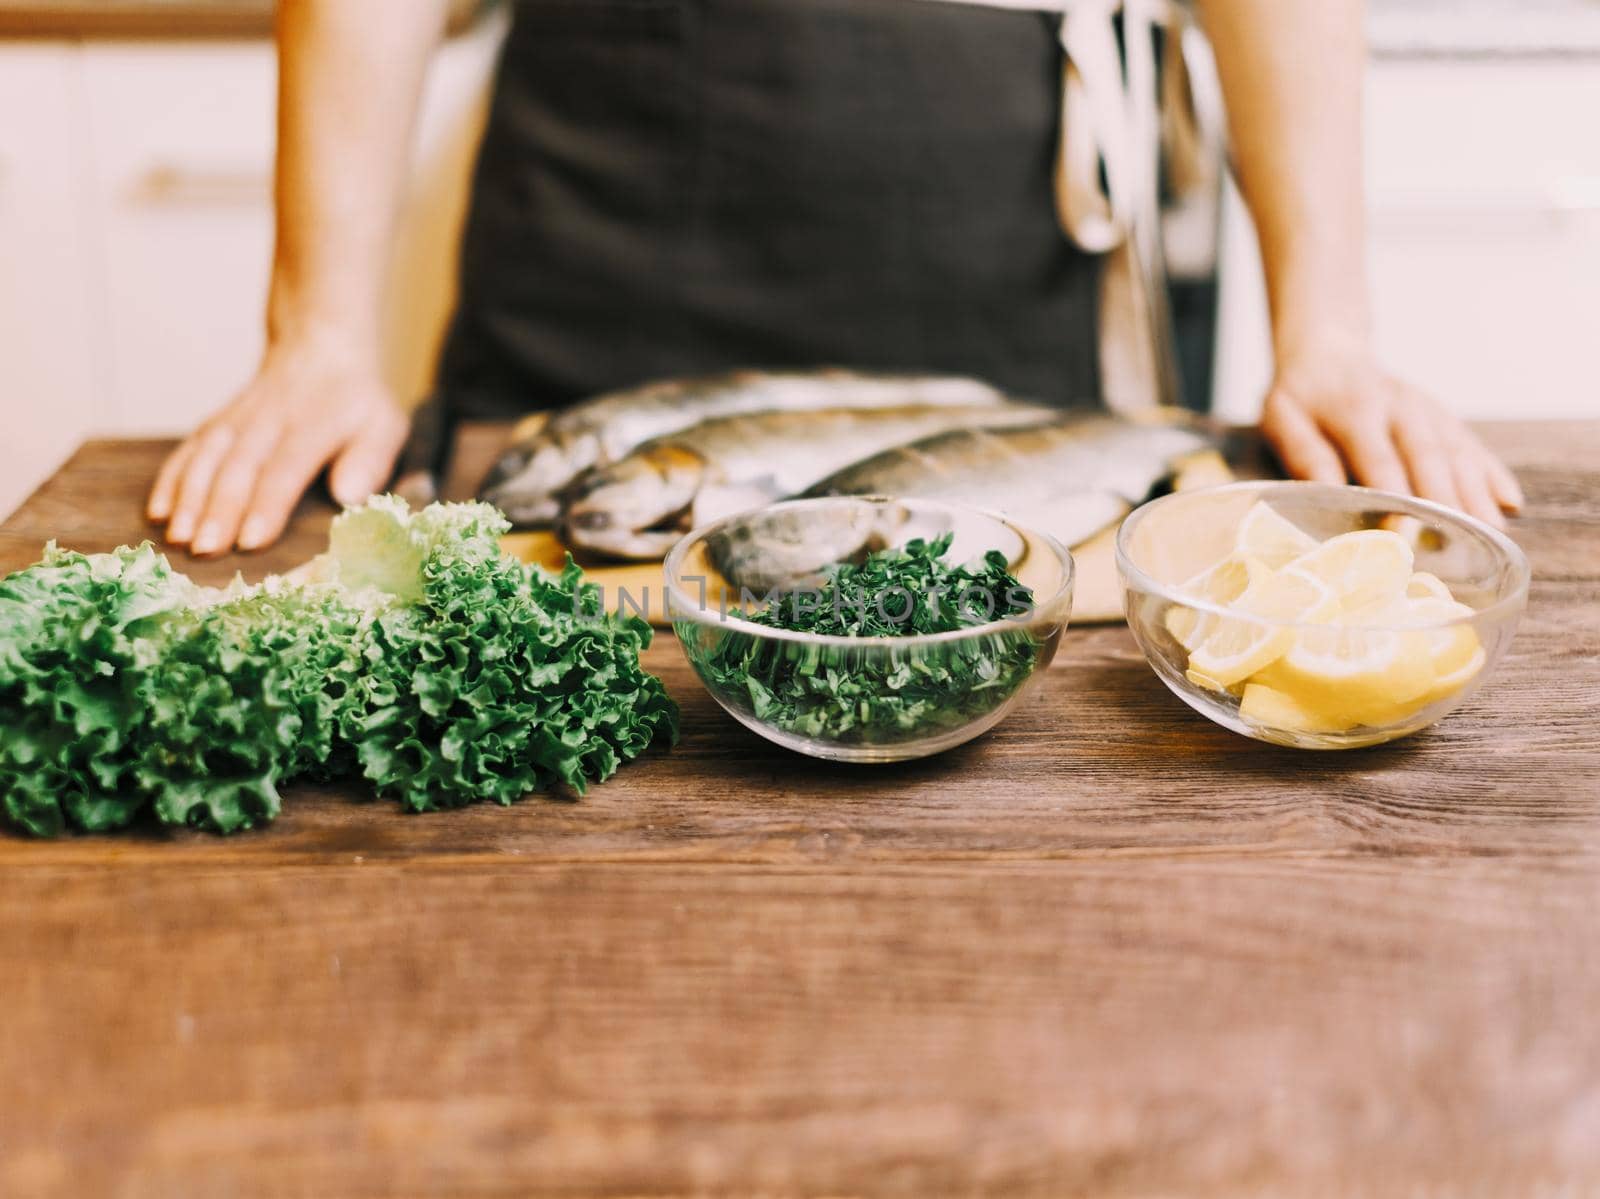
[509,410,552,444]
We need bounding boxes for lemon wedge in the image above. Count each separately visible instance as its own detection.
[1169,516,1487,737]
[1255,623,1434,727]
[1164,553,1269,649]
[1185,619,1292,690]
[1271,595,1482,729]
[1239,682,1355,735]
[1242,565,1339,623]
[1399,580,1484,706]
[1421,646,1486,706]
[1186,666,1241,695]
[1408,596,1484,705]
[1407,596,1480,672]
[1405,571,1455,602]
[1235,501,1319,569]
[1185,565,1338,687]
[1290,529,1414,616]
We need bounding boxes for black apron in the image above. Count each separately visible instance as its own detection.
[435,0,1103,418]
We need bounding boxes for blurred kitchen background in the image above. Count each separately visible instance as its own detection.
[2,0,1597,519]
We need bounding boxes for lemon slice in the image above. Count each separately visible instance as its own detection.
[1186,666,1246,696]
[1406,571,1455,602]
[1185,565,1338,687]
[1291,529,1414,615]
[1408,596,1484,704]
[1304,597,1484,727]
[1242,565,1339,623]
[1408,596,1480,674]
[1183,554,1266,604]
[1421,646,1486,705]
[1185,618,1290,689]
[1255,623,1434,727]
[1164,554,1269,649]
[1239,682,1355,735]
[1235,501,1319,569]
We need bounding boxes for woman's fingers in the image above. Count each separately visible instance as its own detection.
[1443,422,1508,530]
[150,334,405,554]
[187,417,285,556]
[1390,402,1461,513]
[1393,393,1518,527]
[1328,403,1410,495]
[328,405,408,507]
[1267,344,1524,526]
[237,426,348,551]
[166,424,237,545]
[1262,392,1345,483]
[1453,453,1505,529]
[159,394,403,553]
[1485,453,1524,514]
[147,438,197,522]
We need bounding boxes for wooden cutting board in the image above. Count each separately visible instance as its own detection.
[499,449,1233,626]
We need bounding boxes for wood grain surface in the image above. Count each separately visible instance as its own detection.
[1,422,1597,1198]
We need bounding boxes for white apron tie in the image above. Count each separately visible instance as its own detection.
[923,0,1225,413]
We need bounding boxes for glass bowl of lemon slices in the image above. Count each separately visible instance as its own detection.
[1115,481,1530,749]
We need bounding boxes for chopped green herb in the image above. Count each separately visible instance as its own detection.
[694,534,1041,745]
[745,533,1033,636]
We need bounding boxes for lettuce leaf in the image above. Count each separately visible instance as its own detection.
[0,499,677,836]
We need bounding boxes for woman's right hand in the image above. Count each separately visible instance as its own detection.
[146,333,408,556]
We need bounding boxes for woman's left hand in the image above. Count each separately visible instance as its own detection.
[1260,332,1523,529]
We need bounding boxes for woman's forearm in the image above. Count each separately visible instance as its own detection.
[269,0,451,356]
[1194,0,1521,524]
[146,0,451,554]
[1196,0,1369,358]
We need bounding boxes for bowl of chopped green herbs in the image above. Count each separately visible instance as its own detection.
[664,496,1074,762]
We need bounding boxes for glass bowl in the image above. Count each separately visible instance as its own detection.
[664,496,1074,762]
[1115,481,1530,749]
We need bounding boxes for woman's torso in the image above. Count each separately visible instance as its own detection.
[437,0,1102,416]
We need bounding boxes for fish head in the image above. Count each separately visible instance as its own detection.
[562,444,707,559]
[706,501,905,596]
[478,430,603,527]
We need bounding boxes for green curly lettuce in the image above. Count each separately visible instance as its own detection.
[0,498,677,836]
[313,498,677,811]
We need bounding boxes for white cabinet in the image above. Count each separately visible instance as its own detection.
[1365,60,1600,422]
[0,45,98,517]
[81,42,277,434]
[1214,56,1600,424]
[0,8,507,519]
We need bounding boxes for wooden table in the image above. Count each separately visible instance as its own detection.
[2,422,1597,1197]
